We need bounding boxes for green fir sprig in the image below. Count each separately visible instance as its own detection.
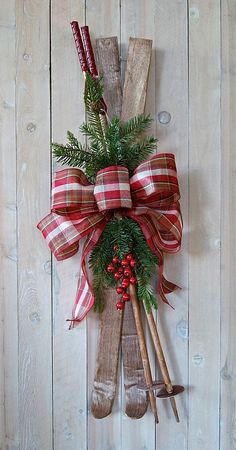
[52,73,157,182]
[53,73,160,312]
[89,218,159,312]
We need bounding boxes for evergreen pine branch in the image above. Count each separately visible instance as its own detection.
[89,217,159,312]
[53,77,158,176]
[120,136,158,173]
[52,134,91,169]
[120,114,153,142]
[92,273,105,312]
[84,72,104,107]
[67,130,80,147]
[83,73,108,152]
[137,278,158,312]
[104,117,122,165]
[80,122,104,151]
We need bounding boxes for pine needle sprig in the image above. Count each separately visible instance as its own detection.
[121,136,157,173]
[52,131,91,169]
[120,114,153,142]
[83,73,108,152]
[53,74,158,179]
[89,217,159,312]
[92,273,105,312]
[137,279,158,312]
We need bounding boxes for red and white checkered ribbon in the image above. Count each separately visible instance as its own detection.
[37,153,182,327]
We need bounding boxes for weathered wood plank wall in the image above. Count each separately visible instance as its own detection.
[0,1,234,449]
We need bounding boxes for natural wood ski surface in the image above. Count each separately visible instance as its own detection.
[91,289,123,418]
[96,36,123,119]
[91,36,123,419]
[121,37,152,122]
[121,36,153,419]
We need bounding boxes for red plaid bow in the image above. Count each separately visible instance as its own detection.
[37,153,182,327]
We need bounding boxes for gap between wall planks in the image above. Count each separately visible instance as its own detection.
[1,0,235,449]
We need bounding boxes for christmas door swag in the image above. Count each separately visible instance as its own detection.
[37,22,184,423]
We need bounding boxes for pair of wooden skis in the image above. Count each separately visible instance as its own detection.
[70,22,184,422]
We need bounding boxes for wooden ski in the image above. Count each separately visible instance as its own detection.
[91,287,123,418]
[91,36,150,419]
[91,37,124,419]
[121,37,153,418]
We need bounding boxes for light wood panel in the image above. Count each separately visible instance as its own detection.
[220,2,236,449]
[153,2,189,449]
[16,0,52,448]
[51,2,87,449]
[1,0,234,448]
[0,1,18,449]
[188,1,221,449]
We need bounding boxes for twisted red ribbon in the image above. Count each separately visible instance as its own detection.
[37,153,182,327]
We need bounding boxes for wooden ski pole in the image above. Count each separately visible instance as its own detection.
[144,307,180,422]
[129,284,159,423]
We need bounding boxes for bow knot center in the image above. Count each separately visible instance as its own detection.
[94,166,133,212]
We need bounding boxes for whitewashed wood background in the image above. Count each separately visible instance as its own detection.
[0,0,235,449]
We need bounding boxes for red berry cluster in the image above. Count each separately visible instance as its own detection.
[106,246,137,311]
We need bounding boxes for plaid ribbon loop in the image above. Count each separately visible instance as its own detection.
[37,153,182,327]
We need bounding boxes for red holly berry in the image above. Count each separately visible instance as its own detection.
[126,253,133,261]
[121,278,130,288]
[116,286,124,294]
[130,276,137,285]
[130,259,136,268]
[122,293,130,302]
[121,258,129,267]
[114,272,122,280]
[107,264,115,273]
[124,268,132,278]
[118,266,123,274]
[116,301,124,310]
[113,245,118,251]
[112,256,119,264]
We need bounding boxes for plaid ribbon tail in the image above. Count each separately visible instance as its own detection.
[127,212,181,308]
[67,224,109,329]
[158,264,179,309]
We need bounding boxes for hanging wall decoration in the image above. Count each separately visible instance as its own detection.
[37,22,184,423]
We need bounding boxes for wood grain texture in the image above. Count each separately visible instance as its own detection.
[121,38,152,122]
[0,1,18,449]
[129,284,159,423]
[120,35,152,420]
[91,36,123,422]
[96,37,123,119]
[152,2,189,449]
[16,0,52,448]
[91,290,123,419]
[188,1,221,449]
[0,0,233,449]
[220,2,236,449]
[51,2,87,449]
[120,2,157,448]
[122,301,148,419]
[85,3,122,449]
